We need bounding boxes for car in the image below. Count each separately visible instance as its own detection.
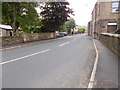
[59,32,67,36]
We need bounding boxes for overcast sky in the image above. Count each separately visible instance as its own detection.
[68,0,97,26]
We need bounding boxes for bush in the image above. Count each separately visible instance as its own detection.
[77,28,85,33]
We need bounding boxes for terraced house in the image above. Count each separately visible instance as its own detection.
[88,1,120,39]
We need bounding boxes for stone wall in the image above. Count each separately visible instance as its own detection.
[2,36,23,46]
[22,33,55,42]
[0,29,6,37]
[1,33,56,46]
[100,33,120,57]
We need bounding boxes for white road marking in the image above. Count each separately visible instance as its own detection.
[59,42,70,47]
[0,49,50,65]
[87,37,99,89]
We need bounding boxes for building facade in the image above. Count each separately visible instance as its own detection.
[88,1,119,39]
[0,24,13,37]
[87,21,93,36]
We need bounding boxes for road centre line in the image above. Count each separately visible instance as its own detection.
[0,49,50,65]
[59,42,70,47]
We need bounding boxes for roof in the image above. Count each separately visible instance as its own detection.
[0,24,12,29]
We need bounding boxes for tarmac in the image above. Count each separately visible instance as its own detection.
[93,39,119,88]
[1,35,120,88]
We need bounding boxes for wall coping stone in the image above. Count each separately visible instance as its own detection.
[101,33,120,38]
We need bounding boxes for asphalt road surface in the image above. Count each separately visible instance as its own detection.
[2,34,96,88]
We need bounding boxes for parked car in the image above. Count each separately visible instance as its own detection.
[59,32,67,36]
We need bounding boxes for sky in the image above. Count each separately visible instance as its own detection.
[68,0,97,26]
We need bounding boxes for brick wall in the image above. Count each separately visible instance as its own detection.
[100,33,120,57]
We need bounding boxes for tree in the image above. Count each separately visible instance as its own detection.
[2,2,40,35]
[40,2,74,32]
[77,28,85,33]
[59,24,67,32]
[65,18,76,34]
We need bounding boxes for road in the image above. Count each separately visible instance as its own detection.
[2,34,96,88]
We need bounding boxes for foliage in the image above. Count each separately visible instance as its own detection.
[117,20,120,23]
[65,18,76,34]
[59,24,67,32]
[65,18,76,31]
[77,28,85,33]
[2,2,40,35]
[40,2,74,32]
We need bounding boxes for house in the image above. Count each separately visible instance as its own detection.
[88,1,119,39]
[0,24,13,37]
[87,21,92,36]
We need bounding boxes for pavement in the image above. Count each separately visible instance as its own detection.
[93,39,119,88]
[1,34,119,88]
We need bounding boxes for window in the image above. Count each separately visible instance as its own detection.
[112,1,119,13]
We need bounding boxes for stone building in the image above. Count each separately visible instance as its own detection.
[88,1,119,39]
[0,24,13,37]
[87,21,93,36]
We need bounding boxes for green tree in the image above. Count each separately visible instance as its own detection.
[77,28,85,33]
[2,2,40,35]
[65,18,76,34]
[40,2,74,32]
[59,24,67,32]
